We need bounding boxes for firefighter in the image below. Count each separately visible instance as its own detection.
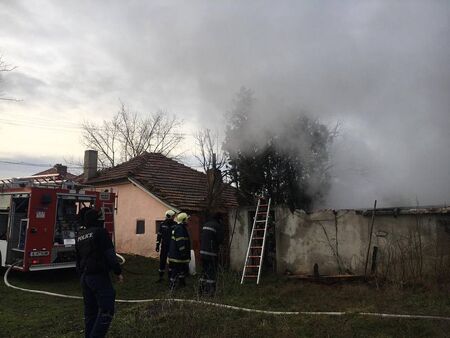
[76,208,123,338]
[199,212,224,297]
[168,212,191,290]
[155,209,176,282]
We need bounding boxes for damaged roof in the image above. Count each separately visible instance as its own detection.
[34,164,77,180]
[356,206,450,216]
[81,152,238,212]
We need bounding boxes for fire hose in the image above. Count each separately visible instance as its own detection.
[3,261,450,320]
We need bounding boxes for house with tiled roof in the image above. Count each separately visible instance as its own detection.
[79,150,239,260]
[34,164,77,180]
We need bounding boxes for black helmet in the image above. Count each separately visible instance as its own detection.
[84,208,102,228]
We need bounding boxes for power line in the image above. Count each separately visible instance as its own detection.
[0,159,96,170]
[0,118,192,136]
[0,158,204,171]
[0,160,54,168]
[1,112,81,127]
[0,118,82,133]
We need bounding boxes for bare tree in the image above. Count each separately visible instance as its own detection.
[194,129,227,173]
[82,103,183,167]
[82,113,121,168]
[194,128,230,214]
[0,55,18,101]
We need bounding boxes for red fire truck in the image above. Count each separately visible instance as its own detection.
[0,174,115,272]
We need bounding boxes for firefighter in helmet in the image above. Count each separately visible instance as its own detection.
[199,212,224,296]
[75,208,123,338]
[168,212,191,290]
[155,209,176,282]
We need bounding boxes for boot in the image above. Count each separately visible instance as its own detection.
[207,283,216,297]
[169,276,177,291]
[198,280,205,296]
[155,271,164,283]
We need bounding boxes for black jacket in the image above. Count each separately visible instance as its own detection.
[200,219,224,258]
[156,218,176,249]
[168,222,191,263]
[75,226,122,276]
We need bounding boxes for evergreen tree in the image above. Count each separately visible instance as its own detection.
[223,88,335,211]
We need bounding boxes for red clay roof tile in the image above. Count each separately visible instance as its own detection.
[83,152,238,211]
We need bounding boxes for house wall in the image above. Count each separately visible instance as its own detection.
[91,182,209,262]
[230,206,450,276]
[98,182,169,258]
[188,213,201,260]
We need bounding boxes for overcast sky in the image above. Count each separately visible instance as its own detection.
[0,1,449,208]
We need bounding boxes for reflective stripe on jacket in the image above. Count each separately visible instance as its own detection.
[200,220,224,257]
[168,222,191,263]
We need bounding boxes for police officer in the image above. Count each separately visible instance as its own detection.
[76,208,123,338]
[168,212,191,290]
[155,209,176,282]
[199,212,224,296]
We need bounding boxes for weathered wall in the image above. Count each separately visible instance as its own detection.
[230,206,450,277]
[275,208,369,275]
[228,207,252,271]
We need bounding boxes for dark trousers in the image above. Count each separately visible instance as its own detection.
[158,245,169,277]
[81,274,116,338]
[199,256,218,296]
[168,261,189,290]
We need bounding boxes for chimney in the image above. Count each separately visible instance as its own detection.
[83,150,98,181]
[54,164,67,178]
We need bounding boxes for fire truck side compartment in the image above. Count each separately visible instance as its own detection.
[6,195,30,267]
[0,194,11,266]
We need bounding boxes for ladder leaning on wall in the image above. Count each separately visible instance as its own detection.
[240,196,272,285]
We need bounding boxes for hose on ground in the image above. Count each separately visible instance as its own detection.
[116,253,125,265]
[115,253,146,275]
[3,264,450,320]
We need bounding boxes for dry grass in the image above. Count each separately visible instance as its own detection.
[1,255,450,337]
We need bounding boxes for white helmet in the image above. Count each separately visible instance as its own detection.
[176,212,189,224]
[165,210,176,218]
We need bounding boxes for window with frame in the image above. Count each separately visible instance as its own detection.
[136,219,145,234]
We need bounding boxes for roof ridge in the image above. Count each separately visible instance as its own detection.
[102,152,150,175]
[141,153,207,178]
[166,156,207,177]
[130,152,154,176]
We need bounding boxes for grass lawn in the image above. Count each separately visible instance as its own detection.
[1,255,450,337]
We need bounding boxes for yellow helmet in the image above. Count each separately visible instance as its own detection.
[165,209,176,218]
[176,212,189,224]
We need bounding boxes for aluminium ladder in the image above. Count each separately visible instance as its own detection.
[240,197,272,285]
[0,174,62,189]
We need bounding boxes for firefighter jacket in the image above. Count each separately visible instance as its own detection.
[156,218,176,249]
[75,226,122,276]
[168,222,191,263]
[200,219,224,258]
